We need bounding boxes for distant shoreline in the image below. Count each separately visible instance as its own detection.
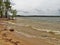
[16,15,60,17]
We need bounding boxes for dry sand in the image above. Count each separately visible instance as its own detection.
[0,18,60,45]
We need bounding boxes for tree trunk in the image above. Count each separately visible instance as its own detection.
[0,11,3,18]
[5,9,8,18]
[0,7,2,18]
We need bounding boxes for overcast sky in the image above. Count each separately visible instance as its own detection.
[12,0,60,15]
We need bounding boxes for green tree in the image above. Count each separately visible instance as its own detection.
[0,0,3,18]
[11,10,17,20]
[4,0,11,18]
[0,0,17,19]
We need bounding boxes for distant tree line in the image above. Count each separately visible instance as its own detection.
[0,0,17,19]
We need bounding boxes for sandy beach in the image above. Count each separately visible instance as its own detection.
[0,18,60,45]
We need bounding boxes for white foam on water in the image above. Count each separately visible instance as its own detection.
[15,31,36,38]
[4,21,35,38]
[4,21,60,45]
[4,21,60,35]
[32,27,60,34]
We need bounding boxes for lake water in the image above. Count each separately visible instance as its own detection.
[20,17,60,22]
[17,17,60,33]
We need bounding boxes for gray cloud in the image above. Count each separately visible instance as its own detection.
[13,0,60,15]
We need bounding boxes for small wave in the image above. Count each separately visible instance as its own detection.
[5,21,60,35]
[31,27,60,34]
[15,31,36,38]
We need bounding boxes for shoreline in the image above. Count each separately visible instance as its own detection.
[0,18,60,45]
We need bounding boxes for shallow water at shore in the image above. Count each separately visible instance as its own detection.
[0,18,60,45]
[5,18,60,45]
[16,17,60,31]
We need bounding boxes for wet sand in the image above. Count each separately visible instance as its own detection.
[0,18,60,45]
